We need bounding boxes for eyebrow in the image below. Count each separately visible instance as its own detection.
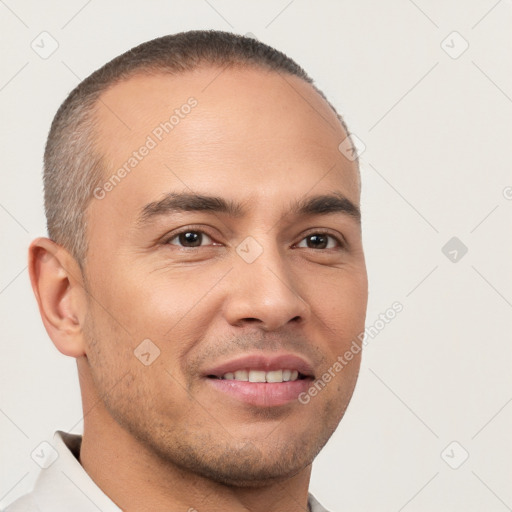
[138,191,361,226]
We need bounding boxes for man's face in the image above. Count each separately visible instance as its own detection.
[82,65,367,485]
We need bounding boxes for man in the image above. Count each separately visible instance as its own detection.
[6,30,368,512]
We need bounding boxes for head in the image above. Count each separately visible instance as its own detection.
[30,30,368,486]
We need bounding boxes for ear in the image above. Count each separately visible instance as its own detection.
[28,237,88,358]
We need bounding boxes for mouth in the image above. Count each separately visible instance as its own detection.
[207,369,309,383]
[203,353,315,407]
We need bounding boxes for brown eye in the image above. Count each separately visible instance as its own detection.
[167,230,213,248]
[296,233,341,250]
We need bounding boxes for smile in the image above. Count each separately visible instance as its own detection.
[203,353,315,407]
[208,369,305,383]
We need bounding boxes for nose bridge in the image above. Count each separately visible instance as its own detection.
[223,235,310,330]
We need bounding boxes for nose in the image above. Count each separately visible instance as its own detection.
[222,242,311,331]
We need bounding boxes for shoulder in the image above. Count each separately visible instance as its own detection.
[2,493,41,512]
[308,492,332,512]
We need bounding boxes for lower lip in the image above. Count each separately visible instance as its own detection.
[205,377,313,407]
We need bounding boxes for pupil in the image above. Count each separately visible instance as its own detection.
[180,231,201,247]
[308,234,327,249]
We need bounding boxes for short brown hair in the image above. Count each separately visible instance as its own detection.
[43,30,354,269]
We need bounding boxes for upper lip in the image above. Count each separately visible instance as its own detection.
[203,352,315,379]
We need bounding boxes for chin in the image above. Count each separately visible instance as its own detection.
[157,424,333,488]
[182,452,312,488]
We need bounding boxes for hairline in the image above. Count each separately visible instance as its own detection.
[44,32,361,276]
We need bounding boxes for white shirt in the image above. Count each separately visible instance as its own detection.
[4,431,330,512]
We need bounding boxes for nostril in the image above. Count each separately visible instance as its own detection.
[237,318,262,327]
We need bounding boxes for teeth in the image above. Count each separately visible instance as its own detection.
[249,370,266,382]
[221,369,301,382]
[266,370,283,383]
[234,370,248,381]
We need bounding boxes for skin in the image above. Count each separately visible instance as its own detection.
[29,65,368,512]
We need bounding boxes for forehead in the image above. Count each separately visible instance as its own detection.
[89,65,359,224]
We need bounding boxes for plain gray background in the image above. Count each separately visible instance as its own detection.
[1,1,511,510]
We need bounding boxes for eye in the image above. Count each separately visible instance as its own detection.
[166,230,215,248]
[296,233,343,250]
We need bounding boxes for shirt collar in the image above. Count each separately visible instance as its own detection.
[27,430,122,511]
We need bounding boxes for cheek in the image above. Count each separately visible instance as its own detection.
[89,269,223,380]
[90,269,199,336]
[312,269,368,329]
[81,307,136,412]
[307,271,367,384]
[83,303,190,418]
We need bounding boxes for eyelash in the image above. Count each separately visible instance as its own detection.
[164,227,346,250]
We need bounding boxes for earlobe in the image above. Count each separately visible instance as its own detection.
[28,237,87,358]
